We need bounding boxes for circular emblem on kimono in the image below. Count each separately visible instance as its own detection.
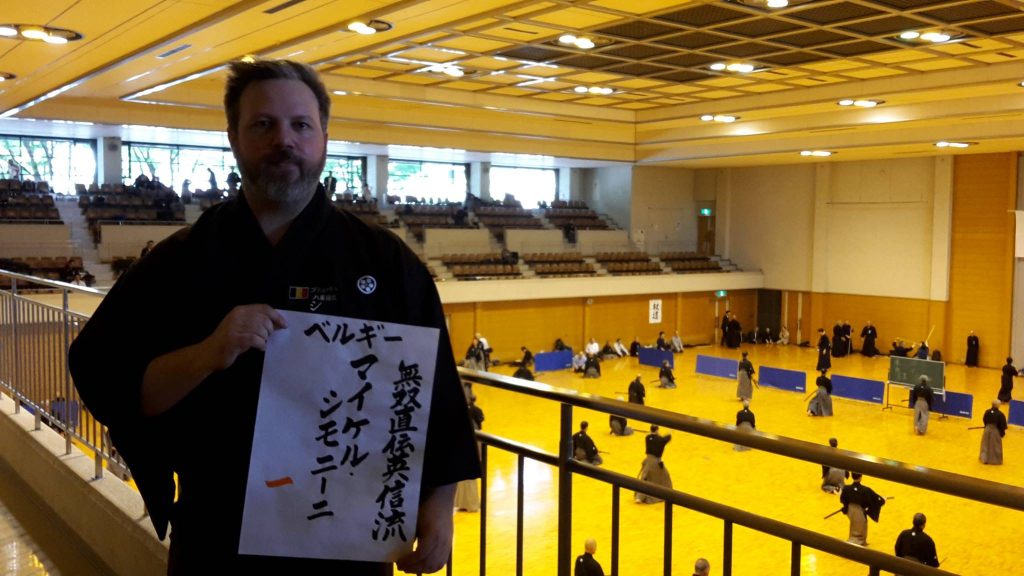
[357,275,377,294]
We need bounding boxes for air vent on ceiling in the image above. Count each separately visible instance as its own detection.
[156,44,191,59]
[264,0,305,14]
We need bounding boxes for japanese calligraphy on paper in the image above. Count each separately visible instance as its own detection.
[239,310,439,562]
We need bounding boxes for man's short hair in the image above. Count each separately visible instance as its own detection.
[851,472,862,480]
[694,557,710,574]
[828,437,838,448]
[224,59,330,134]
[650,424,659,432]
[580,421,588,430]
[913,512,926,528]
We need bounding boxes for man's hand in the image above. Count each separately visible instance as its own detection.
[141,304,287,416]
[200,304,288,371]
[396,483,457,574]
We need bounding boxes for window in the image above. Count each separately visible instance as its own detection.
[324,156,364,193]
[0,135,95,193]
[489,166,556,208]
[387,160,467,203]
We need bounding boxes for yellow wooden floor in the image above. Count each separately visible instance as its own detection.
[453,344,1022,576]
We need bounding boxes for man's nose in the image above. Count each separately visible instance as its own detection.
[269,124,296,148]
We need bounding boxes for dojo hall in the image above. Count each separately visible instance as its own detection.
[2,1,1024,575]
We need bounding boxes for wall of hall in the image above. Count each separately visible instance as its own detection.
[629,166,697,254]
[583,166,632,234]
[443,290,735,362]
[718,164,816,291]
[948,153,1017,368]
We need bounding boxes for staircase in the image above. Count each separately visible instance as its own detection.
[54,199,116,288]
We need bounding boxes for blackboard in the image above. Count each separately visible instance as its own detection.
[887,356,945,392]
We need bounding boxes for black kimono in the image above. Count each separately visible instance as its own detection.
[816,334,832,371]
[832,324,845,357]
[965,334,980,367]
[998,361,1017,402]
[727,319,742,348]
[628,377,646,405]
[861,325,878,357]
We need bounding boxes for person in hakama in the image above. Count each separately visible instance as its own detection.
[894,513,939,568]
[965,331,979,367]
[998,357,1017,403]
[832,322,845,358]
[513,365,535,381]
[656,331,669,351]
[807,370,833,417]
[914,341,929,360]
[517,346,534,367]
[455,397,485,512]
[600,341,618,360]
[720,310,730,346]
[860,321,878,357]
[635,425,672,504]
[628,375,646,406]
[658,360,676,389]
[583,354,601,378]
[820,438,848,494]
[726,315,742,349]
[909,376,934,435]
[840,473,885,546]
[629,337,641,357]
[736,351,755,401]
[574,538,604,576]
[572,421,603,465]
[610,396,634,436]
[816,329,832,371]
[980,400,1007,465]
[733,401,755,452]
[843,321,853,355]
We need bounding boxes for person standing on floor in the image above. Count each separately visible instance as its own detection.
[807,369,833,417]
[860,321,878,357]
[635,425,672,504]
[894,513,939,568]
[733,401,755,452]
[840,473,885,546]
[910,376,934,435]
[965,331,979,367]
[574,538,604,576]
[980,400,1007,465]
[998,357,1017,403]
[736,351,755,401]
[816,328,832,372]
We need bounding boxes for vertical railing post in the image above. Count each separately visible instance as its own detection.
[723,520,733,576]
[479,443,488,576]
[11,277,19,414]
[516,453,525,576]
[790,541,800,576]
[557,402,573,576]
[663,503,673,576]
[611,485,620,576]
[62,288,72,455]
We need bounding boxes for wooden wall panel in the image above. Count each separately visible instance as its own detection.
[948,153,1017,368]
[476,298,584,361]
[818,293,938,355]
[445,303,476,358]
[727,290,758,336]
[588,293,677,349]
[679,292,718,345]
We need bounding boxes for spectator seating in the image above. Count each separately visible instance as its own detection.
[395,204,475,241]
[333,198,395,228]
[449,263,521,280]
[474,206,544,240]
[603,261,663,275]
[521,252,585,264]
[531,262,597,277]
[0,192,61,222]
[594,251,650,263]
[659,251,722,273]
[0,256,84,287]
[78,184,185,243]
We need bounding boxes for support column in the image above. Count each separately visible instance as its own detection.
[366,155,388,204]
[97,137,122,186]
[470,162,491,201]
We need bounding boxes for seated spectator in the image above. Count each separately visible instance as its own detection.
[778,325,790,345]
[515,346,534,367]
[572,351,587,373]
[629,337,641,357]
[613,338,629,357]
[600,341,618,360]
[554,338,567,352]
[671,331,684,353]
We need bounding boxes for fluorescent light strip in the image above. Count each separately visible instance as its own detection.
[123,66,222,100]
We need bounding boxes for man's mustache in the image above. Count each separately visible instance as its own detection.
[263,149,302,164]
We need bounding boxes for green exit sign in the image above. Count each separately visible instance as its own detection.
[700,208,712,216]
[716,290,727,298]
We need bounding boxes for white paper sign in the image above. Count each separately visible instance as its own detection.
[649,298,662,324]
[239,310,439,562]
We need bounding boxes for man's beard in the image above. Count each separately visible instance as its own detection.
[240,148,325,204]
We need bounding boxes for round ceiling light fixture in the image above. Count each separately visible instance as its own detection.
[838,98,884,108]
[800,150,834,157]
[346,19,393,35]
[0,72,15,82]
[897,29,962,44]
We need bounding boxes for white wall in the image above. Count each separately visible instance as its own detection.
[98,224,186,261]
[711,157,948,299]
[630,166,697,254]
[422,228,493,257]
[721,164,816,291]
[504,229,565,254]
[0,224,72,257]
[584,166,632,232]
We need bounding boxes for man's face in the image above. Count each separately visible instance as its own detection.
[229,78,327,205]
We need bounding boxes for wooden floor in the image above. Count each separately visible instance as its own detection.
[453,344,1022,576]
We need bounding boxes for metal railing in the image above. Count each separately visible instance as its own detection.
[3,268,1022,575]
[0,269,110,477]
[459,368,1024,576]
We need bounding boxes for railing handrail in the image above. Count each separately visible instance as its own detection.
[459,368,1024,512]
[0,268,108,296]
[477,430,955,576]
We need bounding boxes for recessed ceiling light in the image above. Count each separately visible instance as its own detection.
[0,23,82,43]
[899,31,920,40]
[700,114,738,122]
[1019,80,1024,88]
[766,0,788,7]
[0,25,17,37]
[711,62,759,73]
[920,31,951,43]
[559,34,577,44]
[333,90,348,96]
[20,26,47,40]
[0,72,14,82]
[935,141,974,148]
[575,37,595,50]
[574,86,588,94]
[801,150,834,157]
[838,98,884,108]
[43,34,68,45]
[710,63,727,71]
[443,66,464,78]
[898,29,960,44]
